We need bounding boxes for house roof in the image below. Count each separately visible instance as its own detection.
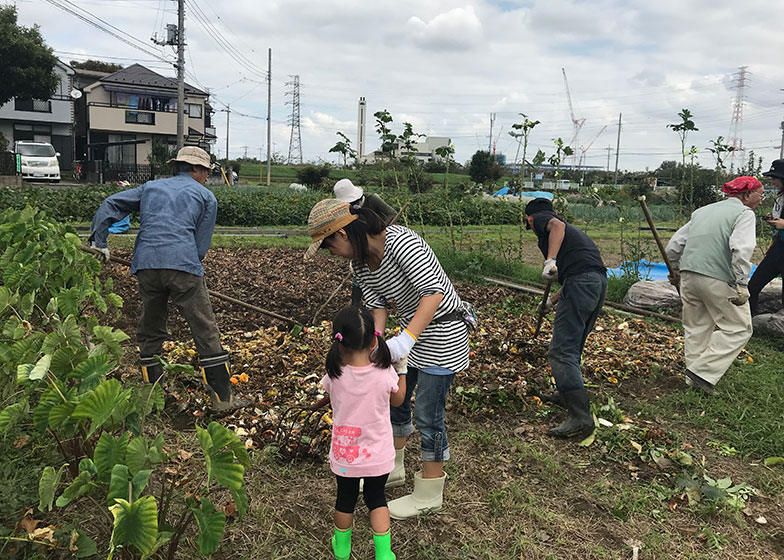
[100,64,207,96]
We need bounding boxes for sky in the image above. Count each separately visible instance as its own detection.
[14,0,784,173]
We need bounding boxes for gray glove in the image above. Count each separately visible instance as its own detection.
[667,271,680,288]
[90,242,110,263]
[729,285,749,306]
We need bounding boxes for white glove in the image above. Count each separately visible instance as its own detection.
[90,242,110,263]
[729,285,749,306]
[536,296,555,315]
[386,330,416,364]
[542,258,558,281]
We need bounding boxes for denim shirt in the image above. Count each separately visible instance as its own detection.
[88,173,217,277]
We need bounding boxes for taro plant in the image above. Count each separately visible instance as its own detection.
[328,131,356,168]
[549,138,574,222]
[666,109,698,216]
[0,206,248,558]
[707,135,736,199]
[434,142,457,249]
[399,122,427,236]
[509,113,541,254]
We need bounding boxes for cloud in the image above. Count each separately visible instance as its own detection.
[406,6,483,51]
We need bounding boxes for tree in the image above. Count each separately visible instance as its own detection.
[146,138,176,166]
[468,150,502,186]
[0,6,58,106]
[509,113,540,183]
[328,131,356,168]
[707,136,735,194]
[666,109,698,213]
[69,59,123,73]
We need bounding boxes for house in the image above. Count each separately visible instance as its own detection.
[0,60,76,171]
[74,64,216,165]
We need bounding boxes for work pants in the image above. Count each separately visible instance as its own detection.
[680,271,752,386]
[748,240,784,316]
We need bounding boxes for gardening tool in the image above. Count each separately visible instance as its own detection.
[80,245,299,325]
[638,196,679,293]
[532,280,552,338]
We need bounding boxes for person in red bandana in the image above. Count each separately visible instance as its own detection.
[665,176,764,395]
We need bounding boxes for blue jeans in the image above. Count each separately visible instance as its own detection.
[390,366,454,462]
[549,271,607,393]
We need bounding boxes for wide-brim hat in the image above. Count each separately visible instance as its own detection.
[763,159,784,181]
[333,178,364,203]
[167,146,211,169]
[304,199,358,260]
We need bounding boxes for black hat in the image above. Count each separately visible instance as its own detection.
[525,197,554,216]
[763,159,784,181]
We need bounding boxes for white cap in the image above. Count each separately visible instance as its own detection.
[333,178,364,203]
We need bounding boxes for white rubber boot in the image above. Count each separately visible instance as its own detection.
[385,448,406,489]
[388,471,446,520]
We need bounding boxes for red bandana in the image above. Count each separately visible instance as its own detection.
[722,176,762,194]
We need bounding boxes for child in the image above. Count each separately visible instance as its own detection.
[322,306,406,560]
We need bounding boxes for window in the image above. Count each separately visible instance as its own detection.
[107,134,136,164]
[186,103,202,118]
[13,124,51,143]
[125,111,155,125]
[14,98,52,113]
[112,92,175,112]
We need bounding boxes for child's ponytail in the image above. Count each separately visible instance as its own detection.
[325,332,344,379]
[371,329,392,370]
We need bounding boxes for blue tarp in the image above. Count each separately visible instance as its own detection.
[492,188,553,199]
[608,259,758,282]
[108,216,130,234]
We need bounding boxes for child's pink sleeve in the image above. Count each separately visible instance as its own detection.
[321,374,332,393]
[387,367,399,393]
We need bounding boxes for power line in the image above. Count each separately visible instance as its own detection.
[42,0,174,65]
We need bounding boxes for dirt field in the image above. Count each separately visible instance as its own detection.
[101,248,783,560]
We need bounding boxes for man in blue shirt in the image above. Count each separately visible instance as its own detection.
[88,146,249,413]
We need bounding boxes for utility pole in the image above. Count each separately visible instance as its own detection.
[780,120,784,160]
[224,105,230,162]
[613,113,622,185]
[266,48,272,187]
[605,145,612,172]
[176,0,185,149]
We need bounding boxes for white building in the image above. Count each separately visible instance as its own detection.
[0,60,76,171]
[359,135,451,164]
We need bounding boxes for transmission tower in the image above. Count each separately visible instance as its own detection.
[285,75,303,164]
[728,66,749,162]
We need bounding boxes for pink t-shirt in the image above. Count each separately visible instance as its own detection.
[322,364,399,478]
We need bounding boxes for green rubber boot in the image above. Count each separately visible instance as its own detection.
[331,526,351,560]
[373,529,396,560]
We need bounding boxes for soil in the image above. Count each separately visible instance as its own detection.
[98,247,782,560]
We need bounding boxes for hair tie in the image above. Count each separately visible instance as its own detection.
[374,330,382,337]
[334,333,343,342]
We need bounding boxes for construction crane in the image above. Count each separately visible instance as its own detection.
[562,68,585,167]
[577,125,608,170]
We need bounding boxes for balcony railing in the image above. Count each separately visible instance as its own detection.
[88,101,178,113]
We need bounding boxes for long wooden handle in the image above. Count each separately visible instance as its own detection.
[638,196,675,275]
[81,245,298,325]
[532,280,552,338]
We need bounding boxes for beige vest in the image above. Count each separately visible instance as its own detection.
[681,198,746,284]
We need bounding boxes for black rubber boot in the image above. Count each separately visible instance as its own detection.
[199,351,250,414]
[539,391,566,409]
[547,389,595,439]
[140,355,164,385]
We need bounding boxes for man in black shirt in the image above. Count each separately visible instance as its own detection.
[526,198,607,439]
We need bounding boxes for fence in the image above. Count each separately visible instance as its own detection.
[83,161,158,184]
[0,152,19,176]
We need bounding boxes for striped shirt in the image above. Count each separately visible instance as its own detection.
[354,225,469,372]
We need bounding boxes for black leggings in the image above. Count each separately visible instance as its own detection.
[749,240,784,316]
[335,473,389,514]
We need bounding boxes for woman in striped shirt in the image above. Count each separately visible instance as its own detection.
[305,199,470,520]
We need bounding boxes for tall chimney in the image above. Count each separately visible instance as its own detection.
[357,97,366,159]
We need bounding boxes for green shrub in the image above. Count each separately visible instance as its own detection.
[295,164,332,190]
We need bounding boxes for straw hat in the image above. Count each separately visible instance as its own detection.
[167,146,211,169]
[304,199,358,260]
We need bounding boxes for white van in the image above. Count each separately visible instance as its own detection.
[14,141,61,182]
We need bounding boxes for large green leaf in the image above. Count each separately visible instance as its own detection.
[71,530,97,558]
[57,314,82,347]
[56,459,97,507]
[106,464,152,507]
[0,398,28,434]
[197,423,245,491]
[207,422,251,469]
[71,379,131,437]
[72,355,115,393]
[29,353,52,381]
[33,386,62,432]
[190,498,226,556]
[50,345,89,377]
[0,285,18,313]
[94,432,131,482]
[230,485,249,519]
[89,326,129,360]
[38,464,65,512]
[56,288,82,319]
[108,496,158,557]
[126,434,166,476]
